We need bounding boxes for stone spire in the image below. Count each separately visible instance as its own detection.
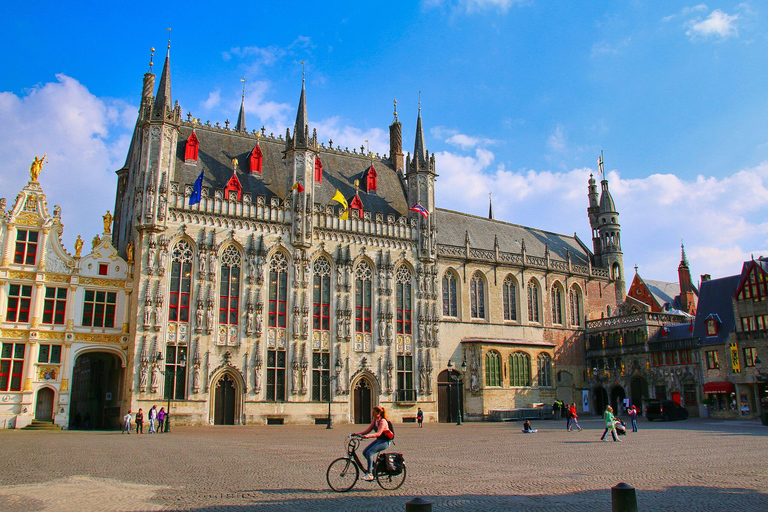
[413,100,427,165]
[488,192,494,220]
[152,32,172,120]
[292,75,309,148]
[235,79,247,133]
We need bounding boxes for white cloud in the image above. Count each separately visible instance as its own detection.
[201,89,221,110]
[312,116,389,157]
[422,0,528,14]
[431,126,497,149]
[547,124,567,152]
[435,143,768,283]
[0,74,134,252]
[662,4,708,23]
[686,9,739,39]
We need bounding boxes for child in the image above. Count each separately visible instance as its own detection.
[122,411,132,434]
[522,419,537,433]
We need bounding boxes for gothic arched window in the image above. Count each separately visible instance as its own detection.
[569,286,582,327]
[503,275,517,321]
[355,261,373,334]
[442,271,458,317]
[527,279,540,323]
[396,266,412,335]
[169,240,193,322]
[509,352,531,387]
[537,353,553,387]
[485,350,501,387]
[268,252,288,328]
[470,271,486,319]
[551,284,563,325]
[312,257,332,331]
[219,246,241,325]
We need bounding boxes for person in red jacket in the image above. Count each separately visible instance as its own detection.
[568,403,582,431]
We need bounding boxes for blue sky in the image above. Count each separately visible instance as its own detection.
[1,1,766,284]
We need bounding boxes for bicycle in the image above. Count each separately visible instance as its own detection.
[326,434,407,492]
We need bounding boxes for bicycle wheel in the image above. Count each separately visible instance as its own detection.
[374,463,406,490]
[326,457,359,492]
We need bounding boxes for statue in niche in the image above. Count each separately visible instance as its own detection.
[302,309,309,338]
[146,194,154,216]
[248,251,256,283]
[198,249,207,275]
[126,241,134,263]
[344,314,352,340]
[158,195,166,219]
[417,267,425,295]
[139,360,148,390]
[143,298,152,327]
[206,304,214,331]
[336,313,344,340]
[419,362,426,393]
[385,317,393,342]
[433,321,439,347]
[192,363,200,393]
[418,315,425,345]
[424,273,432,296]
[154,300,163,328]
[134,195,142,220]
[256,254,264,284]
[147,240,157,268]
[150,363,159,392]
[293,254,301,285]
[291,357,299,394]
[209,251,217,274]
[254,364,261,391]
[292,306,301,338]
[470,359,480,393]
[158,243,168,268]
[295,213,302,236]
[336,266,343,289]
[195,300,204,330]
[378,266,386,292]
[245,303,254,334]
[377,315,385,341]
[386,360,393,394]
[255,308,263,336]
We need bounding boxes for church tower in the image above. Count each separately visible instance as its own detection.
[587,173,601,256]
[593,154,625,301]
[284,76,316,249]
[405,102,437,262]
[678,243,697,315]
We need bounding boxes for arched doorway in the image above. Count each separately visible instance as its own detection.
[214,374,237,425]
[352,378,373,424]
[437,369,463,423]
[629,376,648,414]
[556,371,574,404]
[610,385,626,414]
[593,386,608,415]
[35,387,55,421]
[69,352,124,430]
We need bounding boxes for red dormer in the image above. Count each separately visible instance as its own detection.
[225,173,242,201]
[184,131,199,162]
[364,164,377,192]
[349,194,364,217]
[315,156,323,183]
[735,259,768,302]
[250,144,263,174]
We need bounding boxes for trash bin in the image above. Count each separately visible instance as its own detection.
[761,412,768,426]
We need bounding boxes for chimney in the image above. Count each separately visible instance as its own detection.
[700,274,711,283]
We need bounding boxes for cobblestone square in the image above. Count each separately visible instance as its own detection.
[1,417,766,511]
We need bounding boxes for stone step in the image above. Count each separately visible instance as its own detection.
[22,420,62,431]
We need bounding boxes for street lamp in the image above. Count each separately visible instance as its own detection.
[447,358,467,425]
[156,350,186,432]
[325,358,343,430]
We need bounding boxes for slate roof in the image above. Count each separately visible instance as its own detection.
[173,124,409,218]
[435,208,592,265]
[644,279,680,310]
[652,322,695,343]
[693,275,740,346]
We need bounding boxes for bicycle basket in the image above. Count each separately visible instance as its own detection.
[378,453,404,475]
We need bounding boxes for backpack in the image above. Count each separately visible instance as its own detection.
[380,419,395,441]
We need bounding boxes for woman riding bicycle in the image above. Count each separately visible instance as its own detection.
[353,406,393,481]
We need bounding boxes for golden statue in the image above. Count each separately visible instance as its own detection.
[103,210,113,234]
[126,241,134,263]
[74,235,84,257]
[231,157,238,171]
[92,234,101,249]
[30,154,47,182]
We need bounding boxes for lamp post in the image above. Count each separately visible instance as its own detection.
[155,350,186,433]
[325,359,343,430]
[447,359,467,425]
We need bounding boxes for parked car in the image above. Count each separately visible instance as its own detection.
[644,399,689,421]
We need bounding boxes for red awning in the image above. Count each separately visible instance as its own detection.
[703,381,735,394]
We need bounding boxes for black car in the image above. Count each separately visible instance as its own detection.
[644,399,689,421]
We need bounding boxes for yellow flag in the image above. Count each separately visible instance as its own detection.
[340,209,349,220]
[331,189,348,210]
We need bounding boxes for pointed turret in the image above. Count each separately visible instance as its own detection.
[235,94,247,133]
[413,107,427,165]
[389,100,404,172]
[599,178,616,214]
[592,153,625,301]
[488,193,494,220]
[292,79,309,148]
[152,47,172,120]
[678,241,697,315]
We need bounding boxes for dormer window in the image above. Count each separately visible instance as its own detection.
[314,156,323,183]
[706,319,718,336]
[365,164,377,193]
[349,194,363,218]
[184,132,199,162]
[250,144,263,174]
[14,230,39,265]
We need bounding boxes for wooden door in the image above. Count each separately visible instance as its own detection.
[214,375,236,425]
[35,387,54,421]
[353,380,372,424]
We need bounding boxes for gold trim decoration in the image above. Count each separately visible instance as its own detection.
[24,378,32,391]
[38,331,66,340]
[76,333,124,343]
[1,330,27,339]
[61,378,69,391]
[8,271,35,280]
[79,277,124,288]
[38,366,59,381]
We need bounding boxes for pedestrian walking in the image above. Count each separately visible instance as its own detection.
[158,407,166,433]
[417,407,424,428]
[564,401,572,430]
[148,405,157,433]
[135,408,144,434]
[568,403,582,431]
[122,411,132,434]
[552,400,561,420]
[628,404,638,432]
[600,406,620,442]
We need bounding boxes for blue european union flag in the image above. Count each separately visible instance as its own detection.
[189,171,204,205]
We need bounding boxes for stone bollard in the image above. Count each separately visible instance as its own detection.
[611,482,638,512]
[405,497,433,512]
